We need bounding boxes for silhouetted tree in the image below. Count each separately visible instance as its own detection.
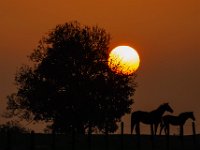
[7,21,137,134]
[0,121,30,134]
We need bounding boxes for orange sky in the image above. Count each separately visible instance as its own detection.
[0,0,200,134]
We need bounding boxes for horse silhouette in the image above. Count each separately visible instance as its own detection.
[131,103,173,135]
[159,112,195,135]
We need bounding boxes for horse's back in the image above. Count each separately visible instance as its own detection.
[163,115,177,120]
[162,115,179,125]
[131,111,152,124]
[131,111,149,117]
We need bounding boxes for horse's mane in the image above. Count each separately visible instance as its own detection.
[161,103,168,106]
[158,103,169,108]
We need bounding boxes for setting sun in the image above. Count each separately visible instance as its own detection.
[108,46,140,75]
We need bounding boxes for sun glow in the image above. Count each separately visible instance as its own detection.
[108,46,140,75]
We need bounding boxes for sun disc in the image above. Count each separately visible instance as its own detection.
[108,46,140,75]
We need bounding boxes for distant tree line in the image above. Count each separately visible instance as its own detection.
[0,121,30,134]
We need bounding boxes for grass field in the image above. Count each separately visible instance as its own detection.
[0,133,199,150]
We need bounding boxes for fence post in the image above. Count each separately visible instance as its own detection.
[120,122,124,150]
[166,128,170,150]
[88,123,92,150]
[179,125,183,140]
[105,125,109,150]
[30,131,35,150]
[51,129,56,150]
[136,123,141,150]
[192,122,196,145]
[179,125,184,149]
[71,128,75,150]
[6,130,11,150]
[150,124,155,150]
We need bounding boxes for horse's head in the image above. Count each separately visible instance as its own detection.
[188,112,195,121]
[162,103,173,113]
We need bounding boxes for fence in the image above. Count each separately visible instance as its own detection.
[0,122,199,150]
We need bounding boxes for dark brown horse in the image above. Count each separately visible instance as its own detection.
[131,103,173,135]
[159,112,195,135]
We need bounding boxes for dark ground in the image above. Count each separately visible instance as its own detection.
[0,133,199,150]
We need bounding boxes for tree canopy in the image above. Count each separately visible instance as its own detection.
[7,21,137,134]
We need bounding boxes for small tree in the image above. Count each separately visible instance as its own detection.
[7,21,137,134]
[0,121,30,134]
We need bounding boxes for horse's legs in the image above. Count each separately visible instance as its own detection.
[154,123,159,135]
[131,120,137,134]
[159,122,164,135]
[136,123,140,136]
[131,123,136,134]
[164,124,169,135]
[180,125,184,137]
[150,124,154,136]
[131,114,135,134]
[131,114,138,134]
[167,124,170,136]
[131,124,133,134]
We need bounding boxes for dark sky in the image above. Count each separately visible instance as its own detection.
[0,0,199,134]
